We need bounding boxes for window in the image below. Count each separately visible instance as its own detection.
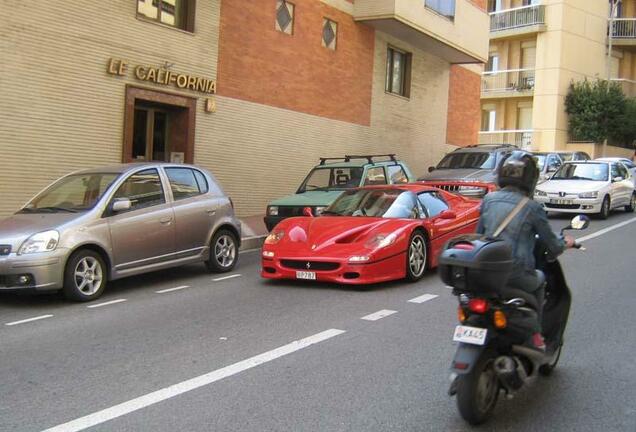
[611,163,621,180]
[617,163,629,179]
[364,167,388,186]
[166,168,206,200]
[113,169,166,211]
[137,0,194,32]
[481,109,496,131]
[322,18,337,50]
[418,192,449,218]
[193,170,209,193]
[425,0,456,19]
[26,174,118,212]
[276,0,294,35]
[486,54,499,73]
[385,47,412,98]
[487,0,502,13]
[387,165,409,184]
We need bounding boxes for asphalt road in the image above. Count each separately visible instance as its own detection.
[0,211,635,432]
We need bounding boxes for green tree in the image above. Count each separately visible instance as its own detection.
[564,79,626,143]
[609,97,636,149]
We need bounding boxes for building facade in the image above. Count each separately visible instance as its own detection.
[479,0,636,157]
[2,0,489,218]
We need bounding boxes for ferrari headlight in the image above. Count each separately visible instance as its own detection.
[534,189,547,197]
[268,206,279,216]
[366,233,397,249]
[578,191,598,199]
[265,230,285,245]
[18,230,59,255]
[314,206,327,216]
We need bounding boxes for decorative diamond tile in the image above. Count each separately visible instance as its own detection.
[277,2,292,32]
[323,21,335,46]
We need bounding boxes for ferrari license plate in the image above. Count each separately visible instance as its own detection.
[549,199,573,205]
[296,271,316,280]
[453,325,487,346]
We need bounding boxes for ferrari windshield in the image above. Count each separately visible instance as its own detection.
[324,189,419,218]
[298,167,364,192]
[436,152,496,170]
[551,163,608,181]
[20,173,119,213]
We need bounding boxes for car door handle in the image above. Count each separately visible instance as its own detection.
[159,217,173,225]
[206,209,216,216]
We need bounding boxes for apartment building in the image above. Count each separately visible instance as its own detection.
[0,0,488,218]
[479,0,635,157]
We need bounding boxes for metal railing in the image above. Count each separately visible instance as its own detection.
[490,4,545,32]
[610,18,636,38]
[478,130,534,150]
[481,68,535,94]
[610,78,636,97]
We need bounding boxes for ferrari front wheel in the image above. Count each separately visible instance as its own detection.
[406,231,427,282]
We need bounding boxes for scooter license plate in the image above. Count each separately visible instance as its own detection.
[453,325,488,346]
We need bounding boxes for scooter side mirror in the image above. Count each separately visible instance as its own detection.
[428,166,436,173]
[562,214,590,234]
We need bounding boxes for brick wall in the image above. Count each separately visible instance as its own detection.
[217,0,375,125]
[446,65,481,146]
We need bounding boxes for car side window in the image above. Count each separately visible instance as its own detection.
[611,164,620,180]
[165,168,204,201]
[193,170,209,194]
[112,169,165,211]
[417,192,449,218]
[617,163,629,179]
[364,166,387,185]
[387,165,408,184]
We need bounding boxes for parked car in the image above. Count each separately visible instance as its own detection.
[264,154,414,231]
[534,160,635,219]
[596,157,636,187]
[532,152,563,183]
[261,183,481,284]
[0,163,241,301]
[417,144,518,197]
[557,151,591,162]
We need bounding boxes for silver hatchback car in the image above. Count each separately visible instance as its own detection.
[0,163,241,301]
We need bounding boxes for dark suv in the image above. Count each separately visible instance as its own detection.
[417,144,518,197]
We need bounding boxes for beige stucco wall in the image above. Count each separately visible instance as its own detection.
[0,0,455,218]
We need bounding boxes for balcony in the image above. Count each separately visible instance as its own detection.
[478,130,534,150]
[610,18,636,49]
[353,0,489,63]
[489,4,546,39]
[481,68,535,98]
[610,78,636,97]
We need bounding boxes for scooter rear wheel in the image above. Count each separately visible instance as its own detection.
[539,344,562,376]
[456,351,499,425]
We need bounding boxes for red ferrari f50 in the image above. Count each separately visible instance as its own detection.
[261,183,482,284]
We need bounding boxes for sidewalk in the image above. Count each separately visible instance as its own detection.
[239,214,268,251]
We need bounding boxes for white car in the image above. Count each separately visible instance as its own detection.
[596,157,636,187]
[534,160,635,219]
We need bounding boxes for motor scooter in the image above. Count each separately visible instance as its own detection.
[438,215,590,425]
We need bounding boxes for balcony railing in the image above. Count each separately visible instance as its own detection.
[610,18,636,38]
[490,4,545,32]
[478,130,534,150]
[481,69,535,94]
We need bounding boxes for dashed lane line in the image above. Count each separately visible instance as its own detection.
[86,299,127,309]
[5,314,54,326]
[408,294,439,304]
[213,274,242,282]
[156,285,190,294]
[361,309,397,321]
[41,328,346,432]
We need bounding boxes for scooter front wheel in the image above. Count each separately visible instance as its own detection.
[456,351,500,425]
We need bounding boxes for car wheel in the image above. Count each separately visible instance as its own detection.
[206,229,239,273]
[598,196,610,220]
[406,231,427,282]
[625,193,636,213]
[63,249,107,302]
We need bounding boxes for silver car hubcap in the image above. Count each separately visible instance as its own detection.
[215,235,236,268]
[409,235,426,277]
[74,257,103,295]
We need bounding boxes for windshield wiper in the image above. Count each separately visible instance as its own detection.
[34,206,79,213]
[320,210,341,216]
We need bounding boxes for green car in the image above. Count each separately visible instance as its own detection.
[264,154,414,231]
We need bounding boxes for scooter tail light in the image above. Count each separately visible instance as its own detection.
[457,306,467,323]
[453,242,475,251]
[493,310,507,329]
[468,298,489,314]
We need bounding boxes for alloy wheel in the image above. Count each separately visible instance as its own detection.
[409,235,427,278]
[215,234,236,268]
[73,256,103,296]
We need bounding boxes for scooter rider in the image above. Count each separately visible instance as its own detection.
[476,151,575,349]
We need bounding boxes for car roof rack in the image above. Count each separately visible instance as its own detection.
[318,157,350,165]
[318,154,399,165]
[465,143,518,149]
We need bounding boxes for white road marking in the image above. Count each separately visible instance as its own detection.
[213,274,242,282]
[361,309,397,321]
[577,217,636,243]
[5,314,54,326]
[408,294,439,304]
[155,285,190,294]
[41,328,346,432]
[86,299,127,309]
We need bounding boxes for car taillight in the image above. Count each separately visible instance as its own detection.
[468,298,489,314]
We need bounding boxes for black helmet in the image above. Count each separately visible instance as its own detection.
[497,151,539,196]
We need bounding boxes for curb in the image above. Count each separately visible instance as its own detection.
[240,235,265,252]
